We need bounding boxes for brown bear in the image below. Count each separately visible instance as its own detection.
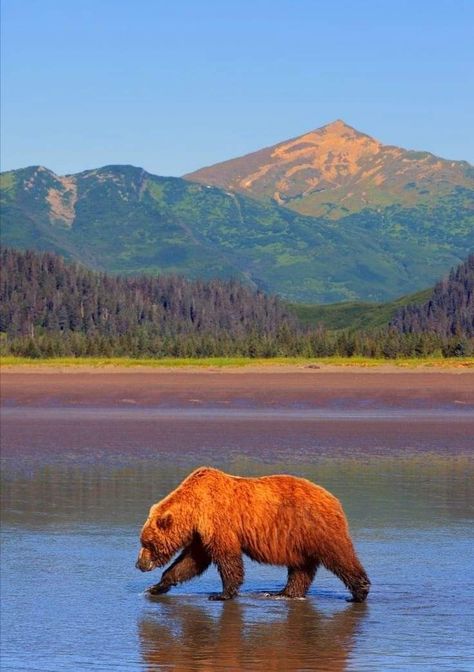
[136,467,370,602]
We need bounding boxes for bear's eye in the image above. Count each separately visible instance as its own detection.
[156,513,173,530]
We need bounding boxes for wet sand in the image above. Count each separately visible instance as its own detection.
[1,366,473,409]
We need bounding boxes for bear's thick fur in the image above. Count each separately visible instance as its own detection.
[136,467,370,601]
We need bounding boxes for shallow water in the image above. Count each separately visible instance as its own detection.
[1,406,473,671]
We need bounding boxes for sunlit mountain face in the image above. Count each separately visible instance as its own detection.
[185,119,473,218]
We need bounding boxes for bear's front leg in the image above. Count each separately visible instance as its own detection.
[147,542,211,595]
[209,553,244,601]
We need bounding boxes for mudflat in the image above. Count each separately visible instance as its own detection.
[1,366,473,409]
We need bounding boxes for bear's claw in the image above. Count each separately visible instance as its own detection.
[147,582,173,595]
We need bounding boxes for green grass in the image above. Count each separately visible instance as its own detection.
[288,288,433,330]
[1,355,472,369]
[0,356,303,368]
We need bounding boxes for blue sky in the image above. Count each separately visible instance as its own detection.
[1,0,473,175]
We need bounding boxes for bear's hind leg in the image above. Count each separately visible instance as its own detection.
[322,547,370,603]
[267,563,318,599]
[148,540,211,595]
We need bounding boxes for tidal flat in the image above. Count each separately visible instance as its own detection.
[1,369,473,671]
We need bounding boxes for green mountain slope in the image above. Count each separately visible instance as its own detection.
[1,164,472,303]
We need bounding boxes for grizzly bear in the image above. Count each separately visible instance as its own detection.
[136,467,370,601]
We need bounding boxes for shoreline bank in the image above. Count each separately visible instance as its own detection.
[2,366,472,410]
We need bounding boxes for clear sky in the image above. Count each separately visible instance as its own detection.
[1,0,473,176]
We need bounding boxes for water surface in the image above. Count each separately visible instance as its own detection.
[1,406,473,671]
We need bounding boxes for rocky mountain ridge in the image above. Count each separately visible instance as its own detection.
[185,120,473,218]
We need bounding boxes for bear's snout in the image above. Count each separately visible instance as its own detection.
[136,547,156,572]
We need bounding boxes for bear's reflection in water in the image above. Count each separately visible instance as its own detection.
[139,597,367,671]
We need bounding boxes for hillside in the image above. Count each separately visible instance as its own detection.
[288,288,432,331]
[185,119,474,219]
[1,160,473,303]
[0,246,295,338]
[391,255,474,337]
[294,255,474,335]
[1,248,472,359]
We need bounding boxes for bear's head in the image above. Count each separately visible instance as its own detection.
[136,504,193,572]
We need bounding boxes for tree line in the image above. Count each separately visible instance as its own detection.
[0,247,472,358]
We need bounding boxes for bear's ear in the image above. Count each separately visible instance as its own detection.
[156,512,173,530]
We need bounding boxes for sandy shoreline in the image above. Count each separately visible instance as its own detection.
[1,366,473,409]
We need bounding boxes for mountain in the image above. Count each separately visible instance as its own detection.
[1,157,473,303]
[185,120,474,219]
